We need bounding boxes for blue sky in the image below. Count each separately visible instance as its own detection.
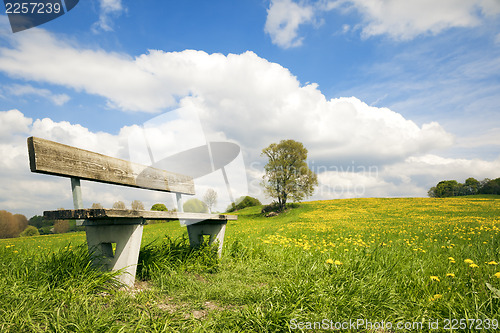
[0,0,499,218]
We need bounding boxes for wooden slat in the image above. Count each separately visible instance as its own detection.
[44,209,237,221]
[28,137,195,195]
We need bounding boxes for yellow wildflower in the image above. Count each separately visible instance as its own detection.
[487,261,498,265]
[469,264,479,268]
[448,257,455,261]
[494,272,500,278]
[430,276,440,282]
[326,259,334,264]
[464,259,474,264]
[334,260,343,265]
[446,273,455,278]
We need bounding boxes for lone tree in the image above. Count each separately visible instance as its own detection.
[261,139,318,212]
[131,200,145,210]
[112,201,126,209]
[203,188,218,213]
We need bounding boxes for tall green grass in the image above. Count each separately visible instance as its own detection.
[0,197,499,332]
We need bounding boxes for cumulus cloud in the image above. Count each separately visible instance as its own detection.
[264,0,500,47]
[0,109,31,139]
[4,84,70,105]
[0,28,454,164]
[264,0,315,48]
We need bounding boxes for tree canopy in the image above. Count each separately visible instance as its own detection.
[428,177,500,197]
[261,139,318,211]
[131,200,145,210]
[112,201,126,209]
[203,189,218,213]
[0,211,28,238]
[151,203,168,211]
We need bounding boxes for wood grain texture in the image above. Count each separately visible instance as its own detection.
[28,137,195,195]
[44,209,237,221]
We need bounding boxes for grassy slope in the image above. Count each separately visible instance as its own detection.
[0,197,499,332]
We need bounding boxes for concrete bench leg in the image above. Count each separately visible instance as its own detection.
[85,221,144,287]
[187,222,227,257]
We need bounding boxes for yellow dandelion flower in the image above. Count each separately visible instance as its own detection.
[430,276,440,282]
[494,272,500,278]
[433,294,442,300]
[487,261,498,265]
[326,259,334,264]
[446,273,455,278]
[448,257,455,261]
[469,264,479,268]
[334,260,343,265]
[464,259,474,264]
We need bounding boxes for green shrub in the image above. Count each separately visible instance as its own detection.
[226,196,262,212]
[151,203,168,211]
[183,198,208,213]
[19,225,39,237]
[261,201,299,214]
[38,226,53,235]
[261,201,281,214]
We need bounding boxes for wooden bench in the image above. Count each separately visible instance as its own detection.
[27,136,236,287]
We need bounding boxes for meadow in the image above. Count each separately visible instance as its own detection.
[0,196,499,332]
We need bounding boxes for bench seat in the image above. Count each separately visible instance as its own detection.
[44,209,237,223]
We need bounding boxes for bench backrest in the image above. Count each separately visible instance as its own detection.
[27,136,195,195]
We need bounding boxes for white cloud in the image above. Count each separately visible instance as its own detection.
[0,29,454,163]
[382,154,500,191]
[344,0,500,40]
[5,84,70,105]
[0,29,171,112]
[30,117,121,156]
[264,0,500,47]
[92,0,125,32]
[264,0,315,48]
[0,109,31,139]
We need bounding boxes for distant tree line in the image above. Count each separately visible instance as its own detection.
[0,211,28,238]
[0,199,154,239]
[428,177,500,198]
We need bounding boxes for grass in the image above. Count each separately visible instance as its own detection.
[0,196,499,332]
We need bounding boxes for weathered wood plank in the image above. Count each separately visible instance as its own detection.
[28,137,195,195]
[44,209,237,221]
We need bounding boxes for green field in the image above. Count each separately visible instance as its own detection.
[1,196,499,332]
